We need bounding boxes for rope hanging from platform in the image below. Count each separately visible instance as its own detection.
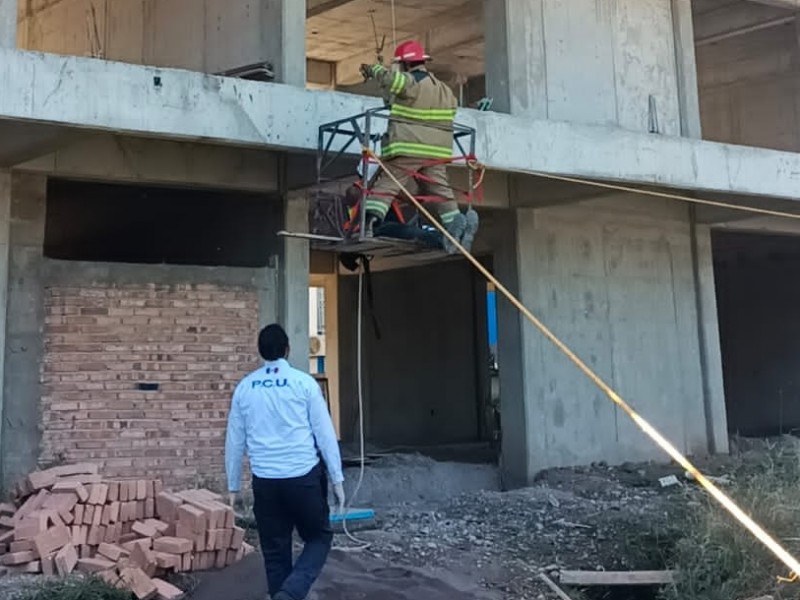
[364,146,800,581]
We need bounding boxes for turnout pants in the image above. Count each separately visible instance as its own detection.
[252,463,333,600]
[364,156,460,225]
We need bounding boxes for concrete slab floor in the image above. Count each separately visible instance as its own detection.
[189,551,502,600]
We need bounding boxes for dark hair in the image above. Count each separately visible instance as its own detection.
[406,60,426,70]
[258,324,289,361]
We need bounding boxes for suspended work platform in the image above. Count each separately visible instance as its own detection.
[279,106,483,262]
[276,230,450,261]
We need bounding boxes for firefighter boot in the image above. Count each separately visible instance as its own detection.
[460,208,480,253]
[442,213,467,255]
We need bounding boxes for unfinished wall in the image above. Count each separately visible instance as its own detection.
[714,231,800,437]
[40,277,259,488]
[498,195,727,484]
[17,0,304,80]
[338,260,488,448]
[697,22,800,151]
[0,168,304,492]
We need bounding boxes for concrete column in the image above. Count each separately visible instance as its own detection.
[258,0,306,86]
[203,0,306,83]
[483,0,547,119]
[497,197,728,485]
[484,0,691,136]
[0,171,10,490]
[258,189,309,371]
[279,191,309,369]
[689,210,729,453]
[0,0,15,49]
[491,211,531,489]
[1,173,46,490]
[671,0,702,138]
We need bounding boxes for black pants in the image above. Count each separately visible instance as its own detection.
[252,463,333,600]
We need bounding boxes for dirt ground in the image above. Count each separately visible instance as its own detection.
[190,436,798,600]
[189,551,503,600]
[190,452,715,600]
[0,436,800,600]
[3,440,778,600]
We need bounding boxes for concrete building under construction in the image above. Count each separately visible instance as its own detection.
[0,0,799,492]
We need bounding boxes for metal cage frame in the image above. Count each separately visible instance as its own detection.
[316,106,478,242]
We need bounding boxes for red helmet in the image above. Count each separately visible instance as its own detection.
[393,40,430,63]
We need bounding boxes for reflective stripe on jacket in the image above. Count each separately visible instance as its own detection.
[371,64,457,160]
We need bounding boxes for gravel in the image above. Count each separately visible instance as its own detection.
[334,461,687,598]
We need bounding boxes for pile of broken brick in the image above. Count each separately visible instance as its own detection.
[0,463,255,599]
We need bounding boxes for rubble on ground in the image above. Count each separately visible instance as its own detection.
[333,438,800,599]
[0,463,254,600]
[336,459,698,598]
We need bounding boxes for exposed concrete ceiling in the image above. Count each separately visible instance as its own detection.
[693,0,796,45]
[308,0,798,90]
[306,0,484,87]
[745,0,800,9]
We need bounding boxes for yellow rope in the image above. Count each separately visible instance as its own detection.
[390,0,397,52]
[365,147,800,580]
[526,170,800,221]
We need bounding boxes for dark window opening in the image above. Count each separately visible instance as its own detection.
[45,179,281,268]
[713,230,800,437]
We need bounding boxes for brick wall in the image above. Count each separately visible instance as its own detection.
[41,283,261,489]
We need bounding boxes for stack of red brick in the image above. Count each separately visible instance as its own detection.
[0,463,255,600]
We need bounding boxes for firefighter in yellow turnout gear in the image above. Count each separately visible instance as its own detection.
[360,41,479,254]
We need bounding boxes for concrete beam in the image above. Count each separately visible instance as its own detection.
[307,0,357,18]
[697,26,797,89]
[17,134,280,192]
[696,16,794,46]
[694,1,793,43]
[746,0,800,9]
[7,50,800,208]
[713,215,800,235]
[0,0,14,48]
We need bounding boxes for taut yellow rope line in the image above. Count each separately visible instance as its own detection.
[525,170,800,221]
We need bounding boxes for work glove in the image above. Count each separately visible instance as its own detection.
[360,63,376,81]
[333,482,346,514]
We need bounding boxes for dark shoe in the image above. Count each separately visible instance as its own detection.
[460,208,479,253]
[442,213,466,254]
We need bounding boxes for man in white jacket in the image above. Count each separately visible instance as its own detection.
[225,324,346,600]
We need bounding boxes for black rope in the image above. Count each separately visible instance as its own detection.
[339,253,381,341]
